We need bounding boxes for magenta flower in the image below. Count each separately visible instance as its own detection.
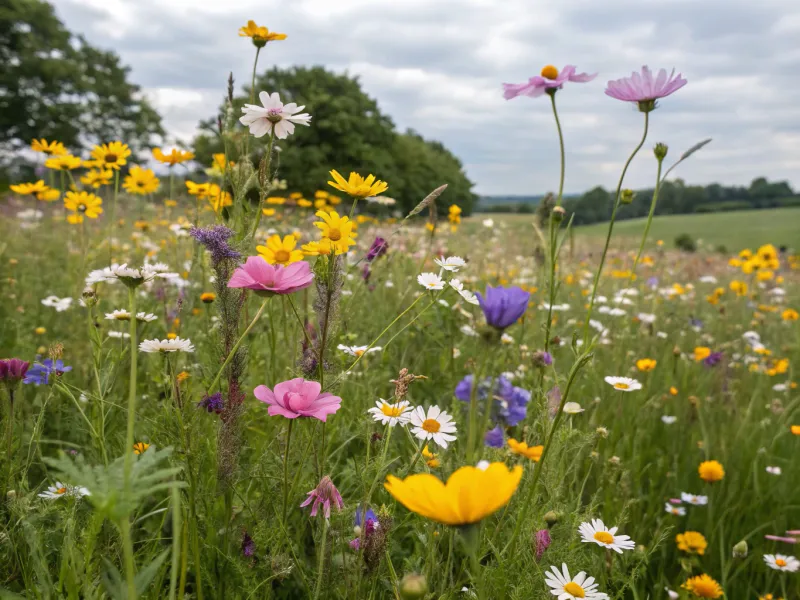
[503,65,596,100]
[301,475,344,519]
[228,256,313,296]
[605,66,687,112]
[254,377,342,422]
[0,358,30,387]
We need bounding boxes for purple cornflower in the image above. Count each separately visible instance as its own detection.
[605,66,687,112]
[484,425,504,448]
[190,225,241,265]
[455,375,531,427]
[301,475,344,519]
[198,392,224,414]
[476,285,530,330]
[366,237,388,262]
[532,351,553,368]
[503,65,596,100]
[646,276,659,289]
[703,351,723,368]
[0,358,30,388]
[350,505,378,550]
[241,531,256,557]
[23,359,72,386]
[534,529,551,562]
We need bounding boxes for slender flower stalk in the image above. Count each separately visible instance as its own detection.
[632,145,667,274]
[282,419,294,526]
[583,112,650,344]
[121,285,139,599]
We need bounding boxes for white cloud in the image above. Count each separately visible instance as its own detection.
[54,0,800,195]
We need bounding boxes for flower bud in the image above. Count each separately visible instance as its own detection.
[399,573,428,599]
[654,143,668,161]
[543,511,559,528]
[732,540,748,558]
[532,350,553,368]
[552,206,566,223]
[620,189,635,205]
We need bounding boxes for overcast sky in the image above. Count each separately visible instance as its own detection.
[53,0,800,196]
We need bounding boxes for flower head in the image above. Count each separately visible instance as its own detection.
[300,475,344,519]
[228,257,314,296]
[90,141,131,170]
[240,92,311,139]
[385,462,522,525]
[417,272,445,290]
[484,425,504,448]
[123,166,160,195]
[677,531,708,555]
[256,234,304,266]
[313,210,356,254]
[31,139,67,156]
[10,181,49,196]
[133,442,150,455]
[238,20,286,47]
[507,438,543,461]
[408,405,457,449]
[434,256,466,272]
[45,155,82,171]
[579,518,636,554]
[139,338,195,353]
[81,169,113,188]
[681,492,708,505]
[328,170,388,198]
[366,237,388,262]
[665,503,686,516]
[698,460,725,482]
[636,358,657,372]
[448,279,480,305]
[764,553,799,572]
[534,529,551,561]
[368,399,413,426]
[190,225,241,265]
[23,359,72,385]
[64,191,103,219]
[544,563,608,600]
[254,377,342,422]
[603,376,642,392]
[152,147,194,165]
[605,66,687,112]
[38,481,90,500]
[0,358,30,388]
[476,285,530,329]
[503,65,597,100]
[682,574,723,598]
[198,392,224,414]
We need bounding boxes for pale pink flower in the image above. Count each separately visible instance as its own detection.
[301,476,344,519]
[605,66,687,111]
[228,256,313,295]
[239,91,312,139]
[503,65,596,100]
[254,377,342,422]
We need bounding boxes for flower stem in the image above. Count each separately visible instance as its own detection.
[632,154,665,275]
[282,419,294,526]
[3,389,15,499]
[207,296,269,393]
[583,111,650,344]
[312,519,329,600]
[119,517,137,600]
[124,286,138,485]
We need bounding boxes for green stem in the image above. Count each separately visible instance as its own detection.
[168,485,181,600]
[249,47,261,105]
[549,92,566,206]
[583,111,650,344]
[282,419,294,526]
[312,519,329,600]
[124,286,138,484]
[632,155,665,274]
[119,518,137,600]
[207,297,269,393]
[4,389,15,498]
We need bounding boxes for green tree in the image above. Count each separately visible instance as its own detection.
[0,0,163,160]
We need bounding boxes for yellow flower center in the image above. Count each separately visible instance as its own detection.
[105,153,118,163]
[541,65,559,80]
[56,487,67,495]
[563,582,585,598]
[380,403,404,418]
[690,579,719,597]
[421,418,440,433]
[354,349,365,357]
[275,249,291,263]
[776,558,786,567]
[614,383,629,390]
[594,531,614,544]
[78,203,87,212]
[328,228,342,241]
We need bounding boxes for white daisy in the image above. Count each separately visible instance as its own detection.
[699,275,718,284]
[544,563,608,600]
[608,308,627,317]
[366,195,396,206]
[664,503,686,516]
[541,302,570,311]
[434,256,466,272]
[482,218,494,228]
[368,399,413,426]
[637,312,656,323]
[656,331,668,339]
[169,223,190,237]
[408,405,457,449]
[617,288,639,297]
[603,376,642,392]
[239,91,312,139]
[38,482,90,500]
[764,553,799,572]
[772,383,787,392]
[500,333,514,344]
[104,310,158,322]
[680,492,708,506]
[87,263,177,286]
[459,324,478,337]
[578,519,636,554]
[108,331,130,339]
[18,209,44,220]
[449,279,479,305]
[766,466,782,476]
[563,402,584,414]
[417,272,445,290]
[139,337,195,353]
[337,344,382,358]
[661,415,677,425]
[41,295,72,312]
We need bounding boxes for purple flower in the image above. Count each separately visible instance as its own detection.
[361,263,371,283]
[703,351,723,368]
[366,237,388,262]
[23,359,72,386]
[689,317,703,330]
[190,225,241,265]
[532,351,553,368]
[241,531,256,557]
[455,375,530,427]
[534,529,551,562]
[350,505,379,550]
[484,425,504,448]
[0,358,30,387]
[476,285,530,330]
[198,392,224,414]
[605,66,687,112]
[646,276,659,289]
[503,65,597,100]
[301,475,344,519]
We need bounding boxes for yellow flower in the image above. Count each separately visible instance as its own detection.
[186,181,211,198]
[209,153,232,175]
[314,190,329,200]
[782,309,798,321]
[176,371,190,382]
[34,327,46,335]
[81,169,114,189]
[123,166,159,195]
[739,248,753,259]
[90,141,131,170]
[682,574,723,598]
[791,425,800,435]
[384,462,522,525]
[694,347,711,362]
[45,154,82,171]
[676,531,708,555]
[67,213,84,224]
[698,460,725,482]
[207,185,232,213]
[425,222,436,233]
[165,199,177,207]
[133,442,150,455]
[328,195,342,205]
[238,20,287,47]
[266,196,286,205]
[669,386,678,396]
[9,181,49,195]
[201,292,216,303]
[301,239,333,257]
[757,243,778,262]
[262,208,276,217]
[31,138,67,156]
[313,210,356,254]
[64,191,103,219]
[257,234,304,266]
[152,147,194,165]
[421,445,440,468]
[37,189,61,202]
[507,439,543,461]
[636,358,657,372]
[327,169,388,198]
[728,258,742,267]
[757,269,774,282]
[448,204,462,225]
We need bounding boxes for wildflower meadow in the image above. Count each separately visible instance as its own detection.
[2,13,800,600]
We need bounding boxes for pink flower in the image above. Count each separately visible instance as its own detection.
[301,475,344,519]
[227,256,313,295]
[254,377,342,421]
[605,66,687,111]
[503,65,596,100]
[765,535,798,544]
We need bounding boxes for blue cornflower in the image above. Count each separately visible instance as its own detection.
[23,359,72,385]
[484,425,504,448]
[476,285,530,330]
[703,351,723,367]
[454,375,531,427]
[198,392,224,413]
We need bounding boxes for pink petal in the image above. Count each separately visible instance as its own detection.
[268,405,301,419]
[253,385,276,405]
[299,379,322,399]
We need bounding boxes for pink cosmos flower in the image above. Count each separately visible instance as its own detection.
[254,377,342,421]
[228,256,313,295]
[605,66,687,111]
[301,475,344,519]
[503,65,596,100]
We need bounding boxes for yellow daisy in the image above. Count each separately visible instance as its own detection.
[31,138,67,156]
[64,191,103,219]
[81,169,114,189]
[44,155,82,171]
[90,141,131,170]
[123,166,160,195]
[256,234,304,266]
[313,210,356,254]
[186,181,211,199]
[37,189,61,202]
[301,239,333,257]
[10,181,49,195]
[327,169,388,198]
[152,147,194,166]
[238,20,287,47]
